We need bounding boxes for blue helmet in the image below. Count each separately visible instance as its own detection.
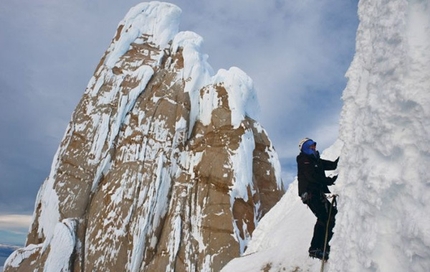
[299,138,317,155]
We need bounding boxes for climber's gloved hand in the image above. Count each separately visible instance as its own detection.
[326,175,338,186]
[301,192,311,204]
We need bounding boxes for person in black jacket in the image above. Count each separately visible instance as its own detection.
[296,138,339,260]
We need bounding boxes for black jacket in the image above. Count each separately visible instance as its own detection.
[296,151,338,197]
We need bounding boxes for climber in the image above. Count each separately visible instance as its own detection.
[296,138,339,261]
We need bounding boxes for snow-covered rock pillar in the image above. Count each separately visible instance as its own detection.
[333,0,430,271]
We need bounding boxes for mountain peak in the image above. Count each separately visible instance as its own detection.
[4,2,284,271]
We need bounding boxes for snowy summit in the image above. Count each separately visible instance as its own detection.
[4,2,283,272]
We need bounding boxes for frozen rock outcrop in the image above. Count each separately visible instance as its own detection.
[4,2,283,271]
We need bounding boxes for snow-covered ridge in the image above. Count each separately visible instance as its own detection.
[104,2,181,68]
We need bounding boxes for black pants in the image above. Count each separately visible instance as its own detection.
[306,193,337,252]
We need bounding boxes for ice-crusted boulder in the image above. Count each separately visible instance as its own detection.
[4,2,284,272]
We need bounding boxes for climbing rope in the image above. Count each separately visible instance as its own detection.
[320,194,338,272]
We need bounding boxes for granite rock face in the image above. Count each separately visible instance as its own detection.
[4,2,284,271]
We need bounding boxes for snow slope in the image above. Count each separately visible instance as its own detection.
[223,0,430,271]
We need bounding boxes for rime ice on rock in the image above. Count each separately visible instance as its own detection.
[4,2,284,272]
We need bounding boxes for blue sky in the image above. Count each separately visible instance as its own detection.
[0,0,358,246]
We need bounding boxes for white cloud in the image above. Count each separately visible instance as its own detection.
[0,215,32,231]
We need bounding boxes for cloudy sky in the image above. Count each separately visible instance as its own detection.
[0,0,358,246]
